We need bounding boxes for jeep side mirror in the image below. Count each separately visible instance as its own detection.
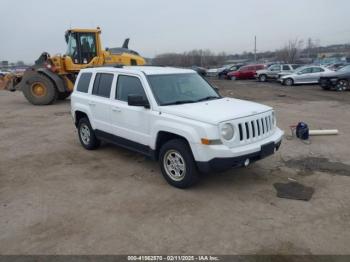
[128,95,150,108]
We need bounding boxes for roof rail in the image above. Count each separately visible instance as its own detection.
[85,64,124,69]
[137,64,166,67]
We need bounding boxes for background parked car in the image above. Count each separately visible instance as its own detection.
[280,66,334,86]
[326,62,350,71]
[227,64,266,80]
[206,64,233,77]
[319,64,350,91]
[218,64,244,79]
[256,64,301,82]
[191,66,207,76]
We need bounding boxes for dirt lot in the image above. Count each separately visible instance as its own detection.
[0,80,350,255]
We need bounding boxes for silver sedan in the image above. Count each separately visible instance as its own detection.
[280,66,334,86]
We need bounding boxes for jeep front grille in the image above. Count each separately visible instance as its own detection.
[237,114,273,142]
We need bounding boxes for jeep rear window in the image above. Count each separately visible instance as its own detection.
[92,73,114,98]
[76,73,92,93]
[147,73,220,106]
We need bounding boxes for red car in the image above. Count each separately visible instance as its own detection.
[227,64,266,80]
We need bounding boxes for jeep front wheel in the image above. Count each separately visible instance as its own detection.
[159,139,199,188]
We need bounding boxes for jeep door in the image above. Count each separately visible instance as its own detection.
[89,72,114,132]
[110,74,151,147]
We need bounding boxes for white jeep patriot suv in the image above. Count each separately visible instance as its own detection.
[71,66,283,188]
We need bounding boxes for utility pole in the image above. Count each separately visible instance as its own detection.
[254,36,257,62]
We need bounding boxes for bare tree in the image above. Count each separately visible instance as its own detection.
[276,38,304,63]
[152,49,230,67]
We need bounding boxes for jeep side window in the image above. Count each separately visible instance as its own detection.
[76,72,92,93]
[116,75,147,102]
[282,65,290,71]
[92,73,114,98]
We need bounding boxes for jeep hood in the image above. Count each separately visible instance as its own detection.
[159,98,272,124]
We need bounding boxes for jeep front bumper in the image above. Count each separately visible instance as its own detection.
[194,128,284,173]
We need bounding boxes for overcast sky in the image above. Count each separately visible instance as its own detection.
[1,0,350,63]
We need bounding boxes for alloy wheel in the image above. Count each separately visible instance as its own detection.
[80,124,91,145]
[163,150,186,181]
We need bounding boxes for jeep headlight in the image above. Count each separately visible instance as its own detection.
[221,123,234,140]
[272,111,276,126]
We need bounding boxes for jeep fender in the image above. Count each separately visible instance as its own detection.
[151,120,203,161]
[72,104,95,129]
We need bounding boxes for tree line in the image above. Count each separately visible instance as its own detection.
[152,38,350,67]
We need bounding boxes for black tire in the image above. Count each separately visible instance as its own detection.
[336,79,349,91]
[58,91,71,100]
[22,73,58,105]
[284,78,294,86]
[218,74,225,80]
[77,117,101,150]
[229,76,236,81]
[259,74,267,82]
[159,139,199,188]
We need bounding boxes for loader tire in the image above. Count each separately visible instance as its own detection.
[22,74,58,105]
[58,91,71,100]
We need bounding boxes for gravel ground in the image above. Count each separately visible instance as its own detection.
[0,79,349,255]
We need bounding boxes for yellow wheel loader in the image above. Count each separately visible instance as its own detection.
[0,27,145,105]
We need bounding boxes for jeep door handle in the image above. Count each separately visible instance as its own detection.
[111,106,121,112]
[88,101,96,106]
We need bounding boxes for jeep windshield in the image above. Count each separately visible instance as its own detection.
[147,73,221,106]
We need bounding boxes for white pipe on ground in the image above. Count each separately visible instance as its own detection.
[309,129,339,136]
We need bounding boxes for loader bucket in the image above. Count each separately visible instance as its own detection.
[0,73,23,92]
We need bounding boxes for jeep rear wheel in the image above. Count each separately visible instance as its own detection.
[159,139,199,188]
[78,118,100,150]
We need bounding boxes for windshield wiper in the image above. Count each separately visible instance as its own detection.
[161,100,197,106]
[196,96,220,102]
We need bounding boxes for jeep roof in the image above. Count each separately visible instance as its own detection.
[81,66,195,75]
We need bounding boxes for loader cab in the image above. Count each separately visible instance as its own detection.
[65,30,98,64]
